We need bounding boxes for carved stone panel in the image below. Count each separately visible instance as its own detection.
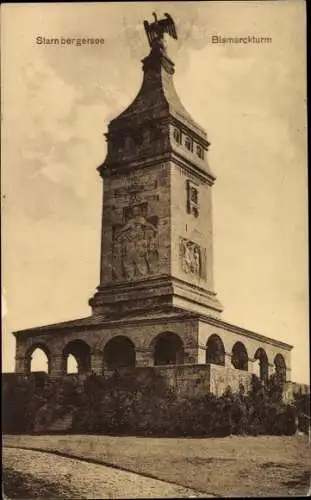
[112,203,159,281]
[179,237,206,279]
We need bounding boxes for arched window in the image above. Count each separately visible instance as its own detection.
[185,136,193,152]
[153,332,184,366]
[173,128,182,144]
[206,334,225,366]
[231,342,248,371]
[62,340,91,375]
[254,348,269,382]
[103,336,136,370]
[26,345,50,374]
[274,353,286,383]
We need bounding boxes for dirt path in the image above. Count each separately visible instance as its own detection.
[4,434,310,497]
[3,447,209,499]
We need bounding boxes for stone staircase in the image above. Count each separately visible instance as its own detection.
[34,411,73,434]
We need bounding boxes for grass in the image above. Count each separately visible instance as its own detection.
[3,434,311,497]
[3,467,79,499]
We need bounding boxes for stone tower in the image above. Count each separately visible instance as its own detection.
[14,14,292,389]
[89,19,223,321]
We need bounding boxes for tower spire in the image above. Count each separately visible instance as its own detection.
[98,12,213,181]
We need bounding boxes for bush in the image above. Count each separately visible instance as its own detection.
[293,391,310,434]
[2,371,298,437]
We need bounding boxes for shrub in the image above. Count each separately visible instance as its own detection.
[2,371,299,437]
[293,391,310,434]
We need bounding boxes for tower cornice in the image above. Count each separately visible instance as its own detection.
[97,152,216,185]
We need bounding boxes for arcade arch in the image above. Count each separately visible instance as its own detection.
[254,347,269,382]
[152,332,184,365]
[274,353,286,383]
[103,336,136,370]
[205,334,225,366]
[25,344,50,374]
[62,339,91,375]
[231,341,248,371]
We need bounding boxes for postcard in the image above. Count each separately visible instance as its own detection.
[2,2,309,498]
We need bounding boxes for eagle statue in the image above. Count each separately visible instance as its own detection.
[143,12,178,49]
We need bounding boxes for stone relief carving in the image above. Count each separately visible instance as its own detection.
[112,203,158,280]
[179,237,206,279]
[113,179,157,198]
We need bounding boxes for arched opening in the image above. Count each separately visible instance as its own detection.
[254,348,269,382]
[62,340,91,375]
[25,344,50,374]
[206,334,225,366]
[153,332,184,366]
[274,353,286,383]
[103,336,136,370]
[231,342,248,371]
[67,354,79,374]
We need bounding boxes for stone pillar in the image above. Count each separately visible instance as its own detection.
[197,344,206,364]
[135,347,154,367]
[283,381,293,402]
[15,355,27,374]
[248,358,255,374]
[184,343,199,364]
[90,349,103,375]
[50,355,64,378]
[286,367,292,382]
[225,352,232,368]
[268,362,275,378]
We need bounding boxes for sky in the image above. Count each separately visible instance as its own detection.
[1,1,309,383]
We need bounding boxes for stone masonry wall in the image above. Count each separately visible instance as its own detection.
[170,163,215,293]
[209,364,252,397]
[14,316,200,377]
[100,162,171,286]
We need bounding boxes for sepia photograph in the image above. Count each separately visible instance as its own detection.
[1,1,310,498]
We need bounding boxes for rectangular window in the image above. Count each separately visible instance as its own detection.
[196,144,204,159]
[173,127,182,144]
[186,180,199,217]
[185,136,193,152]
